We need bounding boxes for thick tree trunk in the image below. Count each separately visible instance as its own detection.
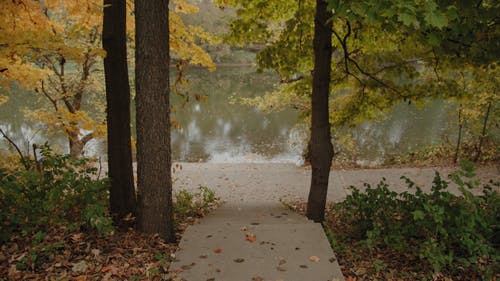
[306,0,334,223]
[135,0,175,241]
[102,0,137,225]
[69,133,84,159]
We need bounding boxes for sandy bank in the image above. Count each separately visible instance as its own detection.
[172,163,499,203]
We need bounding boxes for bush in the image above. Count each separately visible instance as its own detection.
[174,185,218,218]
[0,145,113,242]
[336,161,499,277]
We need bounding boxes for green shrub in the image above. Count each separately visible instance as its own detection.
[336,161,499,276]
[0,145,113,242]
[174,185,218,218]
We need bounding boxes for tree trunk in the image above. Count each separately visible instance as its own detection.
[474,100,492,162]
[135,0,175,241]
[306,0,334,223]
[454,104,463,164]
[69,135,84,159]
[102,0,137,225]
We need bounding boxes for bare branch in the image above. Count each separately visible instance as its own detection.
[372,58,426,75]
[347,56,401,94]
[37,80,58,111]
[431,49,442,81]
[0,128,29,170]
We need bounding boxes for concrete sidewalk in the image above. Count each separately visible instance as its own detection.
[171,202,344,281]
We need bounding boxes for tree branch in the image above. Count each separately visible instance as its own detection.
[37,80,58,111]
[0,128,29,170]
[332,19,403,95]
[80,132,94,146]
[347,56,401,94]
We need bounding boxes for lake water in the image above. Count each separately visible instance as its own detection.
[0,66,454,164]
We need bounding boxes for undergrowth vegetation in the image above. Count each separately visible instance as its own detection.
[0,145,112,243]
[329,161,499,280]
[0,147,220,279]
[174,185,219,219]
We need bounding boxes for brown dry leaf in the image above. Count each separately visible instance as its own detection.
[91,249,100,259]
[75,275,87,281]
[245,233,256,242]
[309,256,320,262]
[213,248,222,254]
[71,233,83,242]
[8,265,22,280]
[101,266,112,273]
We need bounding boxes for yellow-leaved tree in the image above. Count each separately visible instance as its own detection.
[0,0,215,158]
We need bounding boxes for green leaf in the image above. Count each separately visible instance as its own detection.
[327,0,339,11]
[424,1,438,12]
[427,33,441,46]
[424,10,448,29]
[412,210,425,220]
[445,5,459,21]
[397,12,417,27]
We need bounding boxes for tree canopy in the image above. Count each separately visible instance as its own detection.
[0,0,216,157]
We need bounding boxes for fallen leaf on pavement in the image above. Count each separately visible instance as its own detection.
[213,248,222,254]
[309,256,320,262]
[245,233,256,242]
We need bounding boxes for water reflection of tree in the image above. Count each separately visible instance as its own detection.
[171,66,298,161]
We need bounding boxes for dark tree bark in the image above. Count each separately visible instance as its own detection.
[474,100,492,162]
[102,0,137,224]
[306,0,334,223]
[454,104,463,164]
[135,0,175,241]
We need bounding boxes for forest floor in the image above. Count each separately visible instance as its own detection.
[1,198,219,281]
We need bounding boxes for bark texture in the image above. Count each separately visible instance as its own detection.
[102,0,137,224]
[135,0,175,241]
[306,0,334,222]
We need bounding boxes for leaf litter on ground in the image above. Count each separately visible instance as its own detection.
[1,203,220,281]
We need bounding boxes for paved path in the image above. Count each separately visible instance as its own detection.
[171,202,344,281]
[170,163,498,280]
